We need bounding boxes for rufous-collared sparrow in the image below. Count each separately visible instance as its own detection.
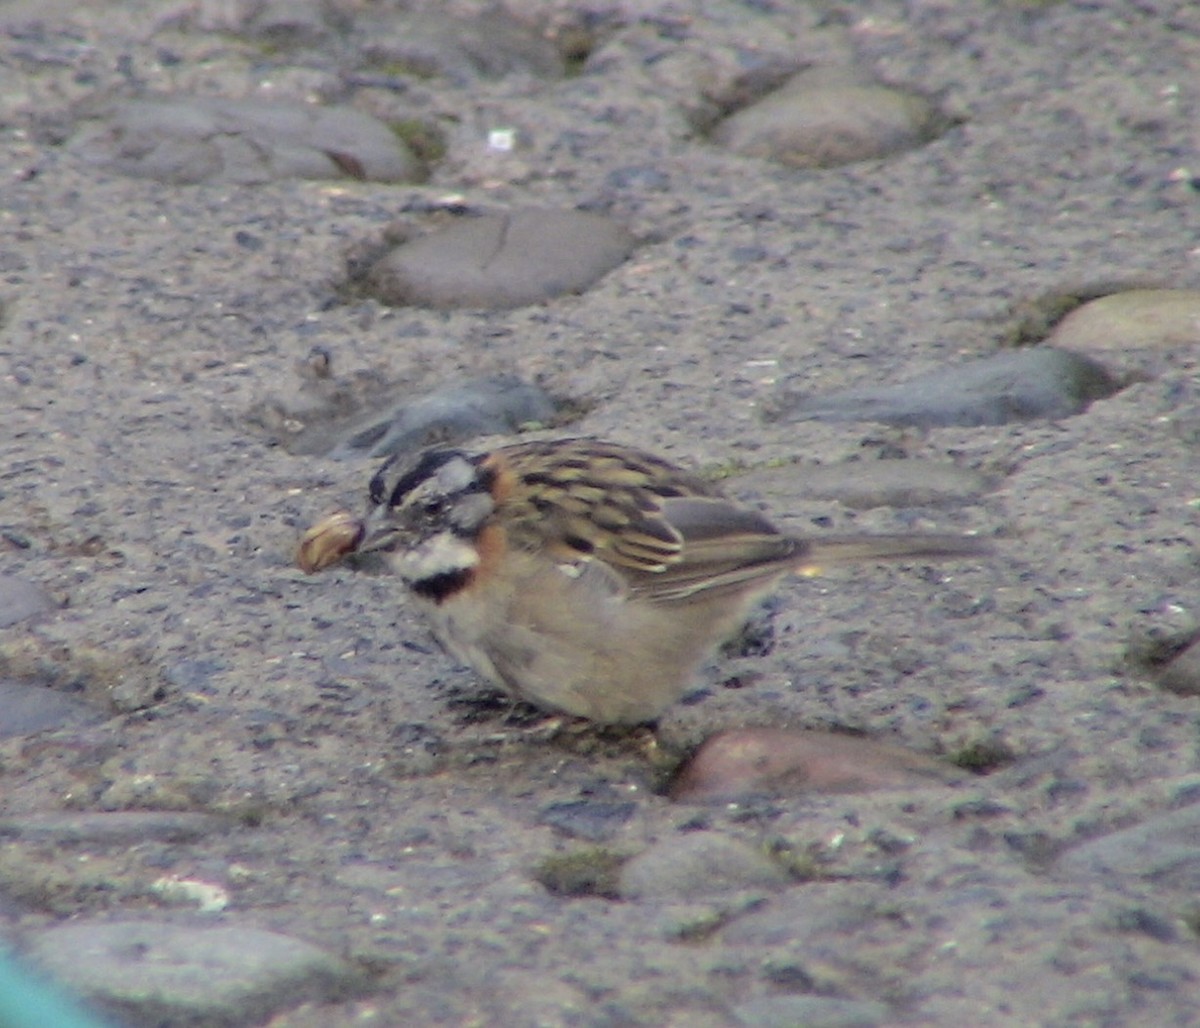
[299,438,988,725]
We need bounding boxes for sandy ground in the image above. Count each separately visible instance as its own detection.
[3,1,1200,1024]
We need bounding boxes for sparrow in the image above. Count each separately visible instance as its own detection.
[298,438,988,725]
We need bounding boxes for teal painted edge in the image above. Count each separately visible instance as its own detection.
[0,951,113,1028]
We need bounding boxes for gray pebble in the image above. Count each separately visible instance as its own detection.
[71,97,421,184]
[361,209,636,309]
[162,658,227,695]
[1056,804,1200,890]
[354,9,564,84]
[713,65,937,168]
[28,921,358,1026]
[0,812,225,845]
[745,459,990,510]
[0,574,55,627]
[537,800,637,842]
[619,833,790,901]
[0,679,102,739]
[247,0,333,47]
[325,375,557,459]
[766,347,1120,428]
[718,883,889,948]
[1157,636,1200,695]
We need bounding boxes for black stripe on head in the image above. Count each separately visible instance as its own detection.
[369,448,467,509]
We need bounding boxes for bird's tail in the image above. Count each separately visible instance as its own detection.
[795,533,990,576]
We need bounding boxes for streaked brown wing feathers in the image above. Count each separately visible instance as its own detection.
[502,439,715,573]
[498,438,797,597]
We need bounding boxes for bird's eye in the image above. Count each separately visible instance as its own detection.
[422,496,446,518]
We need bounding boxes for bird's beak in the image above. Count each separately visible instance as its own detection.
[356,506,402,554]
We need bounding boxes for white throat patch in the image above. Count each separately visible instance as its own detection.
[394,530,480,584]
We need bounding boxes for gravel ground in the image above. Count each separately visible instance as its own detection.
[3,1,1200,1025]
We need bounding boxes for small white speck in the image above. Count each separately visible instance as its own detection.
[487,128,517,152]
